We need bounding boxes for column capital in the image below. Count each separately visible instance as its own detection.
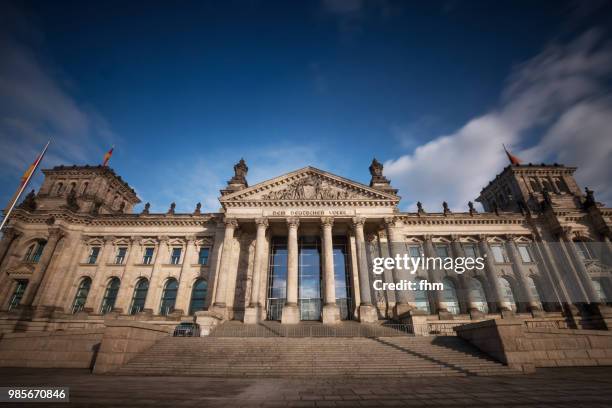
[478,234,489,242]
[320,217,334,228]
[157,235,170,243]
[450,234,460,242]
[2,227,22,240]
[286,217,300,229]
[224,218,239,229]
[103,235,116,243]
[422,234,433,242]
[185,235,197,242]
[351,216,366,228]
[130,235,143,244]
[255,217,269,228]
[47,227,64,241]
[383,216,399,227]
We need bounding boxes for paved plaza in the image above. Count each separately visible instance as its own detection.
[1,367,612,407]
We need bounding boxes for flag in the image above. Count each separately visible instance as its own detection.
[503,144,522,165]
[102,146,114,166]
[1,141,49,230]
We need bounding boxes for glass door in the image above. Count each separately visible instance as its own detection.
[298,236,322,321]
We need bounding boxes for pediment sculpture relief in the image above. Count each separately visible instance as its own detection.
[261,176,357,200]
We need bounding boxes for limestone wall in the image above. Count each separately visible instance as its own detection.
[0,329,104,368]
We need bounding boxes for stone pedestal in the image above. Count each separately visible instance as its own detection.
[281,304,299,324]
[358,304,378,323]
[393,302,413,321]
[407,310,429,336]
[438,310,454,320]
[322,303,340,324]
[194,310,223,336]
[243,306,262,324]
[469,309,485,320]
[500,309,515,319]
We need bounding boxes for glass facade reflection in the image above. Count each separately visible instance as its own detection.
[266,237,288,320]
[333,236,353,320]
[298,236,321,321]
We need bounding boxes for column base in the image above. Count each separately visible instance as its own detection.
[438,310,454,320]
[393,302,413,320]
[528,306,545,317]
[469,308,485,320]
[358,304,378,323]
[210,304,229,319]
[244,305,262,324]
[322,303,340,324]
[500,309,515,319]
[281,304,300,324]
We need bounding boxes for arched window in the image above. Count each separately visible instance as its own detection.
[469,278,488,313]
[499,277,517,312]
[56,182,64,196]
[100,278,120,314]
[24,241,46,263]
[69,182,76,194]
[189,279,208,315]
[526,276,543,305]
[130,278,149,315]
[414,278,431,314]
[81,182,89,195]
[592,279,607,303]
[441,278,460,314]
[160,279,178,315]
[72,277,92,314]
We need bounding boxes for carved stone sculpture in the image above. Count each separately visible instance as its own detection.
[167,202,176,215]
[194,202,202,215]
[141,202,150,214]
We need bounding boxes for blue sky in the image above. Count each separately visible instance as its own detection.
[1,0,611,213]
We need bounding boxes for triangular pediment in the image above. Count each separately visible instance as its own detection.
[220,167,399,208]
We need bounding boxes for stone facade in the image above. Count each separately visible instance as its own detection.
[0,159,610,332]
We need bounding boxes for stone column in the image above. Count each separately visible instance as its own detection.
[211,219,238,317]
[385,217,413,318]
[423,235,448,317]
[353,217,377,323]
[0,228,22,307]
[478,236,512,314]
[144,236,169,314]
[450,236,481,318]
[281,217,300,324]
[173,235,196,315]
[25,227,64,307]
[244,217,269,324]
[321,217,340,324]
[559,227,599,303]
[505,236,541,314]
[0,227,21,267]
[85,236,115,312]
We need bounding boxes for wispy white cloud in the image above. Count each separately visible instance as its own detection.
[385,29,612,211]
[0,4,116,196]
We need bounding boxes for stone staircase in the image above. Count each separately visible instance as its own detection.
[114,335,521,378]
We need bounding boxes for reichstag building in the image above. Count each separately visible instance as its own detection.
[0,157,611,334]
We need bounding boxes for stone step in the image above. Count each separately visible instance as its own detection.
[115,335,520,378]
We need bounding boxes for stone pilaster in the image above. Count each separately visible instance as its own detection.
[211,218,239,318]
[281,217,300,324]
[0,228,22,308]
[85,236,115,312]
[115,236,142,313]
[321,217,340,324]
[478,236,512,314]
[174,235,196,315]
[244,218,268,324]
[505,236,542,315]
[423,235,449,318]
[144,236,169,314]
[450,235,482,319]
[385,217,413,319]
[353,217,377,323]
[559,227,599,303]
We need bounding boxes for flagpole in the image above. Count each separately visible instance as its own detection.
[0,141,50,232]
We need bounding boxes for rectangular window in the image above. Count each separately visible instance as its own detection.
[463,244,477,259]
[407,245,422,259]
[198,248,210,265]
[87,247,100,264]
[170,248,182,265]
[142,247,154,265]
[518,245,533,263]
[8,280,28,311]
[491,245,506,263]
[435,245,450,258]
[115,247,127,264]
